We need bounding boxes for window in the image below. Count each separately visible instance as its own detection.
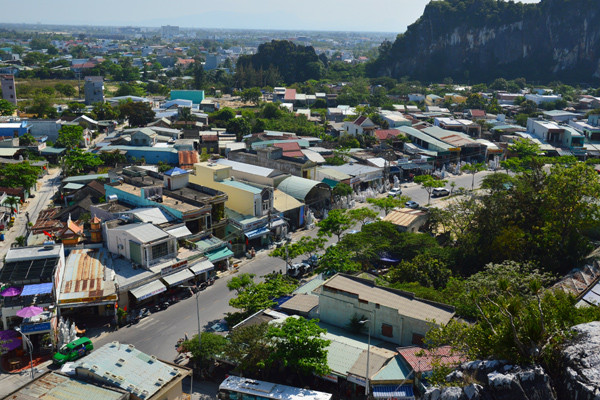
[381,324,393,338]
[375,303,380,309]
[412,333,424,346]
[151,241,169,260]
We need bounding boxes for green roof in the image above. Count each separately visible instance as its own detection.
[372,356,412,382]
[221,179,262,194]
[206,246,233,262]
[277,176,329,201]
[63,173,109,183]
[41,146,67,155]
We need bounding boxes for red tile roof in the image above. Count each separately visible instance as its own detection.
[354,115,367,126]
[274,142,302,152]
[469,109,486,117]
[283,151,305,158]
[176,58,196,66]
[397,346,466,373]
[374,129,403,141]
[284,89,297,101]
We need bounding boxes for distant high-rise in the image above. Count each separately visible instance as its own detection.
[1,74,17,105]
[161,25,180,40]
[84,76,104,105]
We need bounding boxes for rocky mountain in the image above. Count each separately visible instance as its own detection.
[422,321,600,400]
[368,0,600,84]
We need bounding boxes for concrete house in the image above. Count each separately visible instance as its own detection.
[316,274,455,347]
[105,222,177,268]
[343,116,377,136]
[84,76,104,105]
[1,74,17,105]
[131,128,158,147]
[527,118,585,149]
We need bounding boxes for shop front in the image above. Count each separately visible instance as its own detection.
[129,280,167,305]
[205,246,234,271]
[189,259,214,282]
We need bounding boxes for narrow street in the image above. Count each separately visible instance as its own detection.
[0,169,62,264]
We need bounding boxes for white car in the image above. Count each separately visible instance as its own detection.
[388,188,402,197]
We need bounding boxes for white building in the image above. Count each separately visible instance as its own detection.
[105,222,177,268]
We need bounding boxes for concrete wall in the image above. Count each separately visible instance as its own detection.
[318,286,431,346]
[28,120,62,141]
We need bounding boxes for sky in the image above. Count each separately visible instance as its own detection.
[3,0,540,33]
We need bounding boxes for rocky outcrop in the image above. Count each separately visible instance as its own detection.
[369,0,600,83]
[422,322,600,399]
[556,321,600,400]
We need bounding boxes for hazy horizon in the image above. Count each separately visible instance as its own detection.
[1,0,540,34]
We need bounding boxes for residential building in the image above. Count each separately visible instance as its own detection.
[0,121,30,137]
[434,117,481,137]
[381,112,411,128]
[382,208,428,233]
[73,341,191,400]
[5,371,128,400]
[0,243,65,330]
[343,116,377,136]
[1,74,17,105]
[315,274,455,346]
[542,110,581,123]
[527,118,585,149]
[130,128,158,146]
[190,162,272,218]
[84,76,104,105]
[105,222,177,268]
[229,146,318,179]
[525,93,562,105]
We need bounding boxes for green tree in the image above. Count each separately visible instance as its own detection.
[64,149,102,176]
[317,245,360,275]
[386,253,451,289]
[367,196,408,215]
[0,162,40,190]
[332,182,352,202]
[228,273,297,315]
[15,236,26,247]
[91,102,119,120]
[226,117,252,142]
[267,317,330,376]
[180,332,227,367]
[99,150,127,166]
[119,100,155,127]
[348,207,379,227]
[115,83,146,97]
[28,92,57,118]
[270,237,325,269]
[241,87,262,105]
[462,162,486,191]
[414,175,447,205]
[317,209,352,242]
[19,132,36,146]
[225,323,272,377]
[0,99,16,116]
[55,125,84,148]
[54,83,76,98]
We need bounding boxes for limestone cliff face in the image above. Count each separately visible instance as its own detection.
[370,0,600,83]
[421,321,600,400]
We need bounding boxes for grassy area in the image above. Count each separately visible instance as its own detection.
[15,79,80,100]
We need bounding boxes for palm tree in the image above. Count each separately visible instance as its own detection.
[15,236,26,247]
[5,196,19,215]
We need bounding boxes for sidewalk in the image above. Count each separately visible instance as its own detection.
[0,360,52,398]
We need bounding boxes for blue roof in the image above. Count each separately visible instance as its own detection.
[221,179,262,194]
[245,226,270,239]
[372,385,414,399]
[164,167,189,176]
[21,282,53,296]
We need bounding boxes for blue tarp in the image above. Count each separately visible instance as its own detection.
[245,227,270,240]
[372,385,415,399]
[21,283,53,296]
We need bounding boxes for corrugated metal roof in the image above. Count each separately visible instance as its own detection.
[162,268,194,286]
[63,174,109,183]
[317,167,351,181]
[323,274,455,324]
[73,342,186,398]
[301,149,326,163]
[294,276,326,294]
[371,356,412,382]
[7,371,125,400]
[382,208,427,228]
[348,347,396,379]
[215,158,277,177]
[277,176,329,201]
[109,222,170,243]
[397,126,453,151]
[59,249,117,305]
[123,208,174,225]
[273,189,303,212]
[221,179,262,194]
[279,294,319,313]
[397,346,464,373]
[165,225,192,238]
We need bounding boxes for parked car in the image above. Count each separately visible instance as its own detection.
[432,188,450,197]
[287,262,310,278]
[387,187,402,197]
[405,201,420,209]
[53,337,93,365]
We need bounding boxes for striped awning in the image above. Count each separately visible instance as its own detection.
[372,385,415,399]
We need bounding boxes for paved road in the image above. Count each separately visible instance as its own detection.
[92,170,494,361]
[0,169,61,262]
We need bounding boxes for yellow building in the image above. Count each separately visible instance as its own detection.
[190,162,272,218]
[444,93,467,104]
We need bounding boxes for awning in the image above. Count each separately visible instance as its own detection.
[162,269,195,287]
[245,227,270,240]
[165,225,193,239]
[0,330,22,354]
[21,282,53,296]
[372,385,415,399]
[130,280,167,301]
[63,183,85,191]
[322,178,339,188]
[189,259,214,275]
[268,219,286,229]
[206,246,234,263]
